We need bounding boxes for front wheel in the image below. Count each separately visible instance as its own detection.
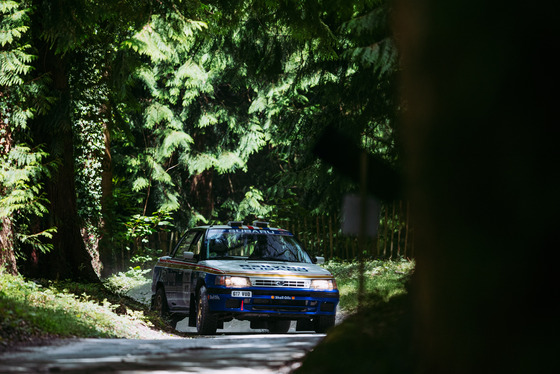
[314,315,335,333]
[196,286,218,335]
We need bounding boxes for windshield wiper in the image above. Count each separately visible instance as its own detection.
[248,256,286,262]
[210,255,237,260]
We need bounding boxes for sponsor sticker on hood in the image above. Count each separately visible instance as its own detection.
[238,263,310,272]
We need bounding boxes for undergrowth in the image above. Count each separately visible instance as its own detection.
[323,258,415,312]
[0,269,174,351]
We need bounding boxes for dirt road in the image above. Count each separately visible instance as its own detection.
[0,332,323,373]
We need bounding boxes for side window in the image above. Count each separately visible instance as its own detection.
[173,231,199,258]
[191,232,203,257]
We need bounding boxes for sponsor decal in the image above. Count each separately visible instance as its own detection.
[271,296,295,300]
[239,264,309,272]
[208,295,220,300]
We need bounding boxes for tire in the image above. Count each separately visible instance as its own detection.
[314,315,335,333]
[268,320,291,334]
[196,286,218,335]
[153,287,170,318]
[154,287,179,329]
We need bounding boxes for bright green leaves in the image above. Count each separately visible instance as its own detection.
[0,1,30,46]
[0,146,52,218]
[223,186,273,222]
[0,1,35,86]
[0,145,57,255]
[132,177,150,193]
[127,14,206,64]
[144,102,177,129]
[158,130,193,159]
[186,151,245,176]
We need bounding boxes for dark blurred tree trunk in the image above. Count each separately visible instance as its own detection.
[399,0,559,372]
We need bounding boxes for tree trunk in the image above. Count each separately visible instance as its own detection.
[0,218,17,275]
[0,117,17,275]
[29,39,98,282]
[98,116,114,278]
[191,169,214,220]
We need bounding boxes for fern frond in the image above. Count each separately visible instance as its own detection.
[156,130,192,160]
[144,102,175,129]
[132,177,150,192]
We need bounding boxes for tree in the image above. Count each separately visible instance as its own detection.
[3,0,402,277]
[1,0,154,280]
[1,0,55,274]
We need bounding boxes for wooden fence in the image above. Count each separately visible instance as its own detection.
[137,200,414,263]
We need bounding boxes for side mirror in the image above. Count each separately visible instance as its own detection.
[313,256,325,265]
[183,251,194,260]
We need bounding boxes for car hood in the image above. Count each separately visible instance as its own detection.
[199,259,333,278]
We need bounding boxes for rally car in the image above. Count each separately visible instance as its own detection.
[150,221,339,334]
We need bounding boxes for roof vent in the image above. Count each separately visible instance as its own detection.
[228,221,243,227]
[252,221,269,228]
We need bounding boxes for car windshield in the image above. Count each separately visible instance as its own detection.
[204,228,312,263]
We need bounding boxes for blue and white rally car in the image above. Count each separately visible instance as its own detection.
[151,221,339,334]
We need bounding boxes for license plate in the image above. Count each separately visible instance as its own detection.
[231,290,252,298]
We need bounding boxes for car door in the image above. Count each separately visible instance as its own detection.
[165,230,203,312]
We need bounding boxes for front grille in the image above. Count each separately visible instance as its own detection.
[252,279,310,288]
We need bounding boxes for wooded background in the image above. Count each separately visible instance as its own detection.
[119,200,414,271]
[1,0,402,279]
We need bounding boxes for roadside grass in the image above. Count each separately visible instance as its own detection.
[324,258,415,312]
[0,269,175,351]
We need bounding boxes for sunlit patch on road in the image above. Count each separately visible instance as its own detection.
[0,334,324,373]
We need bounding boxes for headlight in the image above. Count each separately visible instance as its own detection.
[215,276,251,288]
[310,279,337,290]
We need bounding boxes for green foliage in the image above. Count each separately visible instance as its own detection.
[104,266,151,296]
[0,145,57,256]
[111,210,175,268]
[222,186,274,222]
[323,258,414,312]
[120,210,174,243]
[0,146,51,217]
[0,1,35,87]
[2,0,402,276]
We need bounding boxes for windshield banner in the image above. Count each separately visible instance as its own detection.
[221,228,293,236]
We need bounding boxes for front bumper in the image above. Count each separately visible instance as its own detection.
[206,287,339,317]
